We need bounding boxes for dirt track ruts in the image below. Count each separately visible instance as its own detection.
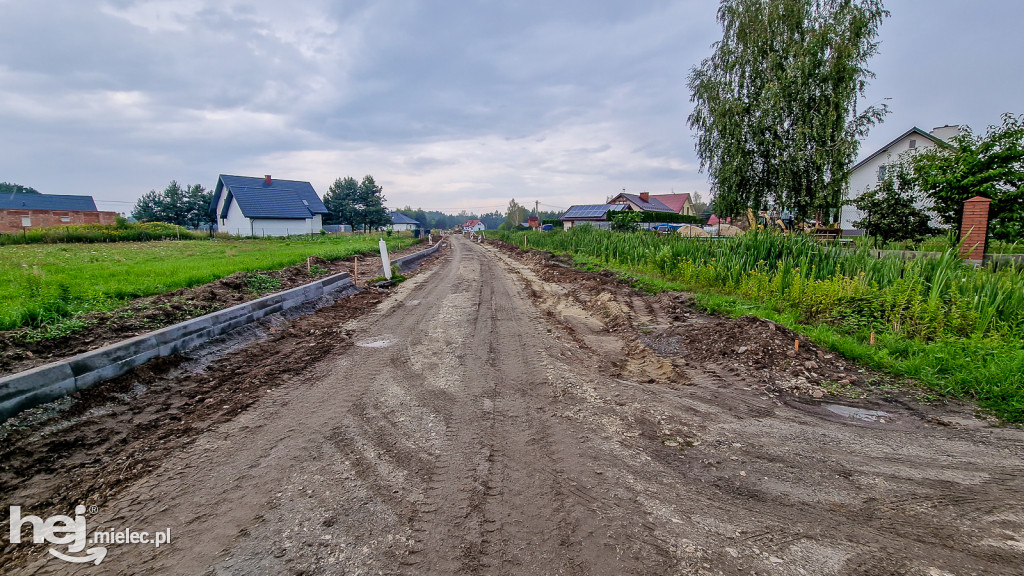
[4,235,1024,575]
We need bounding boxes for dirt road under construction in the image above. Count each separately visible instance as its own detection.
[3,235,1023,575]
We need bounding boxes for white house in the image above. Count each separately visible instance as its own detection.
[842,125,959,234]
[390,212,420,231]
[462,219,485,232]
[209,174,328,237]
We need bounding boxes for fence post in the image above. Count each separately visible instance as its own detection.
[959,196,991,263]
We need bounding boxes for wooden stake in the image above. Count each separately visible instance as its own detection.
[307,257,311,273]
[354,257,358,283]
[869,332,876,346]
[794,340,800,352]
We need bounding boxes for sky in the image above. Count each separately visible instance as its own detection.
[1,1,1021,216]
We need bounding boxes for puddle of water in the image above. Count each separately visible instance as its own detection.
[824,404,891,422]
[355,337,394,348]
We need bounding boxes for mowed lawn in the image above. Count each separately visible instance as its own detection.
[0,235,408,330]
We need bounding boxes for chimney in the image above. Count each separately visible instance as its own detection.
[640,192,650,203]
[264,174,272,185]
[929,125,961,143]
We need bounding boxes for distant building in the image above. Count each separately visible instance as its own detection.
[650,193,696,216]
[0,193,117,234]
[558,204,627,230]
[527,215,540,229]
[390,212,420,232]
[607,192,675,214]
[208,174,328,237]
[463,219,485,232]
[842,125,958,234]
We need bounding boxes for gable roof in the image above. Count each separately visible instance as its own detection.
[650,193,692,213]
[850,127,945,173]
[0,193,98,211]
[390,212,419,225]
[463,219,482,227]
[209,175,328,220]
[560,204,627,220]
[608,193,675,213]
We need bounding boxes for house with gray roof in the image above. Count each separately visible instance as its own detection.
[607,192,676,213]
[209,174,329,236]
[1,192,117,234]
[390,212,420,232]
[842,125,958,235]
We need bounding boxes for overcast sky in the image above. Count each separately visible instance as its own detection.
[1,1,1021,215]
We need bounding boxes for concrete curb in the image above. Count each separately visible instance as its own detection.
[377,241,443,276]
[0,271,357,422]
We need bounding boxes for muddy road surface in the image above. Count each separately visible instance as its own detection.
[4,235,1024,575]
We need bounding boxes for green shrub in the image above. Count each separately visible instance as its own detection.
[0,221,205,245]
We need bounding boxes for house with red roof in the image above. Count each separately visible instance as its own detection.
[650,193,696,216]
[463,219,485,232]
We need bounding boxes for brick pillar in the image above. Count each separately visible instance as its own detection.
[958,196,991,261]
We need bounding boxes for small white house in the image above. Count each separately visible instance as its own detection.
[209,174,328,237]
[462,219,485,232]
[390,212,420,231]
[842,125,959,234]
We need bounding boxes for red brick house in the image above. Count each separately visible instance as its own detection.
[0,193,117,234]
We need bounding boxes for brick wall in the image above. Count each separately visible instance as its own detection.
[0,209,119,235]
[958,196,991,260]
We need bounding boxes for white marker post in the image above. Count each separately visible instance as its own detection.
[379,239,392,280]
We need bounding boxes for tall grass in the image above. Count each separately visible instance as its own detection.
[495,227,1024,421]
[0,236,410,330]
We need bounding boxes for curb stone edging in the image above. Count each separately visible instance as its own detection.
[0,271,356,423]
[376,241,443,276]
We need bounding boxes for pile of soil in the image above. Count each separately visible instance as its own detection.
[0,243,433,377]
[489,240,878,398]
[648,299,864,394]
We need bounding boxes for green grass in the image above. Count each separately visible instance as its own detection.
[0,235,412,331]
[493,227,1024,422]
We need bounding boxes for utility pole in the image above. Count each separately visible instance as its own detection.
[534,200,539,216]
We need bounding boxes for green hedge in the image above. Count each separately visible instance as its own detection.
[0,221,206,245]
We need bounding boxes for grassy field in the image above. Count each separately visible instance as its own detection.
[0,235,412,331]
[494,227,1024,422]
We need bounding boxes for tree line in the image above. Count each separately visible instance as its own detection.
[132,181,214,228]
[1,182,41,195]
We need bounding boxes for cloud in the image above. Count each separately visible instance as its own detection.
[1,0,1021,215]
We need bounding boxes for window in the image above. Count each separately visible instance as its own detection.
[61,216,71,223]
[909,139,917,149]
[877,164,888,182]
[21,216,31,227]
